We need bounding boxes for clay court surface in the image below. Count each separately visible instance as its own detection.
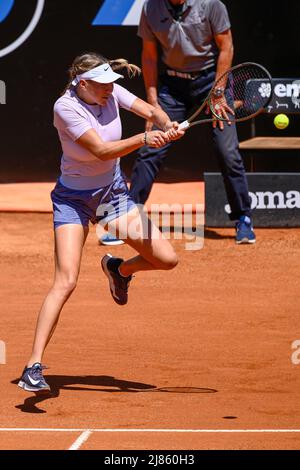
[1,183,300,450]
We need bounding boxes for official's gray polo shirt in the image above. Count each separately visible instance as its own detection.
[138,0,231,72]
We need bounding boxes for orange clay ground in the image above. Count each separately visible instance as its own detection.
[1,182,300,450]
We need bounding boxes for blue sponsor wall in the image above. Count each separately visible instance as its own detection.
[0,0,300,182]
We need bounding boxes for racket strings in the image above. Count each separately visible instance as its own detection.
[211,63,273,121]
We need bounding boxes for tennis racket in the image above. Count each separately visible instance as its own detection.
[178,62,273,130]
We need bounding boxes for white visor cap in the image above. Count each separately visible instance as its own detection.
[72,63,123,86]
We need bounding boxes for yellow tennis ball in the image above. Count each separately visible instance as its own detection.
[274,114,289,130]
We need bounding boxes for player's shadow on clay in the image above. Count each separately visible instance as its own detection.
[11,375,217,414]
[11,375,155,413]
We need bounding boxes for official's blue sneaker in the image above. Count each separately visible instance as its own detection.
[235,216,256,244]
[18,362,51,393]
[99,233,124,246]
[101,253,132,305]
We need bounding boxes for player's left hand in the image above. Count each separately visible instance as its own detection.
[164,121,185,140]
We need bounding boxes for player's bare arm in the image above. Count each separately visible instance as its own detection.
[76,128,171,160]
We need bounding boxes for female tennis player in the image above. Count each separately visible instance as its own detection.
[18,52,184,393]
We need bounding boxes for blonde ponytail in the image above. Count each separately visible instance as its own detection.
[109,58,141,78]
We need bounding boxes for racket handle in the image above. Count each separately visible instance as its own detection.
[178,120,190,130]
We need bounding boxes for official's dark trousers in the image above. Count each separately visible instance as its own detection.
[129,68,251,221]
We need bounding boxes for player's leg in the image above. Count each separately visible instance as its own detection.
[119,206,178,272]
[101,207,178,305]
[28,223,89,364]
[18,223,88,393]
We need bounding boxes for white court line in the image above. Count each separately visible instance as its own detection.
[1,428,300,433]
[68,430,93,450]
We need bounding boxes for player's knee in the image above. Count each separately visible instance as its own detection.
[55,276,78,296]
[62,277,77,294]
[165,253,179,270]
[156,252,179,270]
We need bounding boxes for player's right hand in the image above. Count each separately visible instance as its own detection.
[165,123,185,141]
[146,130,170,148]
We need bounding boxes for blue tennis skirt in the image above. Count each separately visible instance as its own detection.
[51,174,137,229]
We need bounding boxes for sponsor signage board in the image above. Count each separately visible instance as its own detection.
[204,173,300,227]
[247,78,300,114]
